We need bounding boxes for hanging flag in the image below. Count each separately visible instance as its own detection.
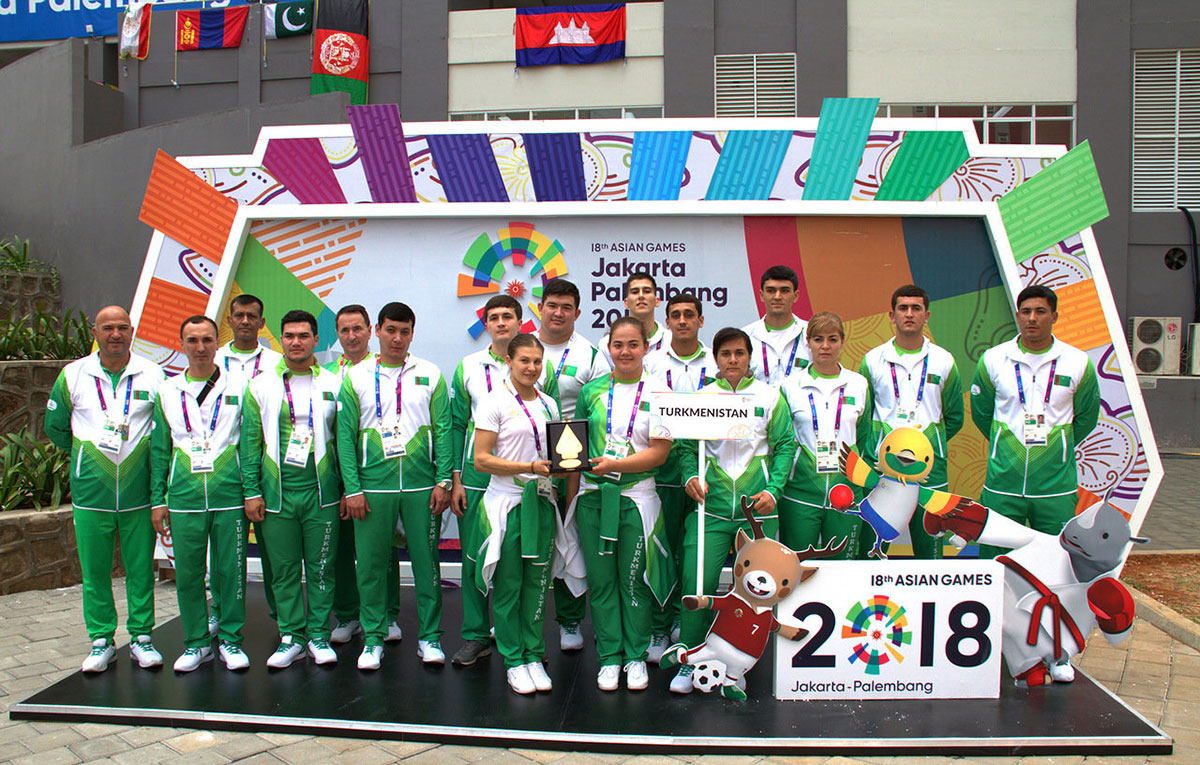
[176,6,250,51]
[264,1,314,40]
[117,0,152,60]
[515,3,625,68]
[311,0,370,105]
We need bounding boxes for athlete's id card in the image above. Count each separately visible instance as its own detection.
[602,435,631,461]
[537,475,554,499]
[894,409,915,424]
[189,438,214,473]
[379,426,406,459]
[97,419,125,453]
[1023,412,1048,446]
[284,428,313,466]
[815,439,840,473]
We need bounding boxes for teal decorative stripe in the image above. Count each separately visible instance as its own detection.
[997,140,1110,264]
[875,131,970,201]
[803,97,880,200]
[704,130,792,200]
[628,131,691,200]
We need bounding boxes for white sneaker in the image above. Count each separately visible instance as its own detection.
[218,642,250,671]
[385,620,403,643]
[207,614,219,637]
[646,634,669,664]
[559,623,584,652]
[1049,660,1076,683]
[308,639,338,665]
[130,636,163,668]
[81,639,115,673]
[173,646,212,672]
[670,665,695,694]
[330,619,362,645]
[526,661,553,692]
[358,645,383,671]
[418,640,446,665]
[624,660,649,691]
[266,636,304,668]
[507,664,536,695]
[597,664,621,692]
[670,622,681,644]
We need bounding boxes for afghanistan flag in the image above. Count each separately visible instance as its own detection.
[311,0,369,106]
[264,1,314,40]
[176,6,250,50]
[515,3,625,68]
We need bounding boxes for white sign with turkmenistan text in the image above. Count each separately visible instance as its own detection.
[649,392,760,440]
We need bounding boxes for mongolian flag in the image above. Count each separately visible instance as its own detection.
[515,3,625,68]
[264,1,314,40]
[311,0,370,106]
[117,0,152,60]
[176,6,250,51]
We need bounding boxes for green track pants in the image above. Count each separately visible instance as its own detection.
[357,491,443,644]
[211,519,274,623]
[778,493,864,560]
[978,488,1077,559]
[651,485,689,634]
[490,500,555,668]
[259,486,339,642]
[73,506,155,642]
[333,517,359,624]
[170,509,246,647]
[459,488,491,643]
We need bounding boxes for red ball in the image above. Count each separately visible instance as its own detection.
[829,484,855,510]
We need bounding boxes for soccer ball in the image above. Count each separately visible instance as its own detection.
[692,660,727,693]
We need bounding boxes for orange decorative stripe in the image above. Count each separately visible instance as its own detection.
[139,150,238,263]
[1052,279,1109,351]
[137,277,209,349]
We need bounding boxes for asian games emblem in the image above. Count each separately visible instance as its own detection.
[320,33,361,75]
[842,595,913,675]
[456,222,569,338]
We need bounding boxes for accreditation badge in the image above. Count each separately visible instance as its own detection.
[815,439,840,474]
[284,427,313,466]
[894,408,914,424]
[1023,411,1048,446]
[189,437,214,473]
[97,419,125,453]
[602,435,631,461]
[537,474,554,499]
[379,425,406,458]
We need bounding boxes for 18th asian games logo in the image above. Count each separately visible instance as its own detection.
[842,595,913,675]
[456,222,569,338]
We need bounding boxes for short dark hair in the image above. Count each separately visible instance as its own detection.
[1017,284,1058,312]
[540,278,580,309]
[179,314,218,338]
[336,304,371,327]
[760,265,798,290]
[377,301,415,327]
[484,295,522,322]
[230,294,264,317]
[712,327,752,355]
[891,284,930,310]
[625,271,657,295]
[506,333,544,358]
[665,293,703,317]
[608,315,646,343]
[280,309,318,336]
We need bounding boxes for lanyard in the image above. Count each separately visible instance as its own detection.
[374,360,404,421]
[606,376,645,441]
[95,375,133,420]
[808,388,845,438]
[665,366,706,392]
[224,351,262,378]
[283,372,314,431]
[890,355,929,406]
[513,387,553,455]
[761,336,801,379]
[1014,359,1057,410]
[484,364,493,393]
[554,346,571,378]
[180,389,221,437]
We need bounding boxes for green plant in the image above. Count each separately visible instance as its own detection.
[0,428,71,512]
[0,236,31,271]
[0,306,92,361]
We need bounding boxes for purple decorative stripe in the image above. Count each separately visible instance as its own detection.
[425,134,508,202]
[523,132,586,202]
[261,138,347,205]
[346,104,416,203]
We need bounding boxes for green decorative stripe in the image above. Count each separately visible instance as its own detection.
[875,131,970,201]
[705,130,792,200]
[997,140,1109,264]
[803,97,879,200]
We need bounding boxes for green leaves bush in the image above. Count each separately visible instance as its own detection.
[0,427,70,512]
[0,306,92,361]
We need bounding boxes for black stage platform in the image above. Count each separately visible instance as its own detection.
[11,583,1172,755]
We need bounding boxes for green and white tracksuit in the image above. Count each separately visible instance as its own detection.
[600,321,671,366]
[971,336,1100,558]
[779,366,874,558]
[540,332,610,628]
[450,348,558,643]
[214,342,283,380]
[859,339,963,559]
[323,353,375,629]
[743,316,812,387]
[574,372,675,666]
[643,344,712,634]
[241,361,342,642]
[473,382,560,668]
[150,371,246,648]
[45,353,164,643]
[338,355,452,646]
[676,375,797,649]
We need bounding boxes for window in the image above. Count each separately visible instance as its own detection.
[876,104,1075,147]
[1133,49,1200,210]
[448,107,664,121]
[713,53,796,118]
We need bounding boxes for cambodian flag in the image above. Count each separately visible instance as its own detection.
[515,3,625,68]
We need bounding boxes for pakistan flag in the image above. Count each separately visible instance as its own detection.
[264,1,314,40]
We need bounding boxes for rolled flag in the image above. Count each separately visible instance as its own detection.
[311,0,370,106]
[265,1,314,40]
[118,0,152,60]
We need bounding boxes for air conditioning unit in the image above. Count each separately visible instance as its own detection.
[1128,316,1181,375]
[1187,324,1200,375]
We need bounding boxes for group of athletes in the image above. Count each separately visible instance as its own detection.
[45,264,1099,696]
